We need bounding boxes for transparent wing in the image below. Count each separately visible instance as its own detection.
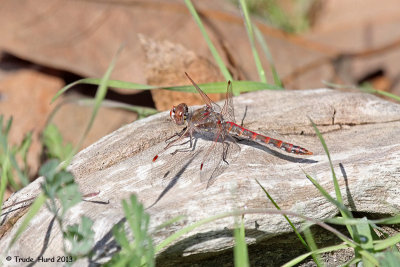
[185,72,221,112]
[221,80,236,123]
[151,134,200,188]
[199,130,241,188]
[151,128,240,190]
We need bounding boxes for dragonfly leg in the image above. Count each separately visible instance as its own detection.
[166,128,196,155]
[164,127,190,150]
[171,137,197,155]
[154,128,192,162]
[165,127,188,144]
[169,139,191,149]
[221,132,240,165]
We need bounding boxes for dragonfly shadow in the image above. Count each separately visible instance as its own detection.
[340,163,356,210]
[148,130,234,206]
[236,138,318,164]
[82,199,110,205]
[147,153,198,209]
[26,214,57,267]
[156,227,268,265]
[89,217,125,265]
[236,105,316,164]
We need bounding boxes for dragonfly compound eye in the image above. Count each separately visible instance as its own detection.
[170,106,176,119]
[172,104,188,125]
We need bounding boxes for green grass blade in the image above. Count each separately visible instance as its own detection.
[63,47,122,168]
[79,52,118,141]
[309,118,359,241]
[156,208,357,254]
[4,116,13,135]
[155,212,231,253]
[75,99,158,119]
[374,234,400,251]
[0,116,29,188]
[153,215,186,232]
[359,82,400,102]
[51,78,156,103]
[323,217,355,225]
[303,226,323,266]
[42,124,73,161]
[372,214,400,224]
[303,170,358,244]
[367,88,400,102]
[323,81,400,103]
[8,193,47,249]
[80,78,155,90]
[111,195,154,267]
[376,251,400,266]
[239,0,267,83]
[167,80,282,92]
[51,79,82,103]
[64,216,95,257]
[52,79,282,107]
[234,217,249,267]
[0,115,3,137]
[345,257,362,266]
[322,81,354,90]
[282,243,349,267]
[8,153,28,188]
[253,24,283,87]
[255,179,308,248]
[303,172,352,218]
[0,149,10,215]
[358,249,379,266]
[185,0,233,82]
[356,217,374,251]
[18,132,33,179]
[309,118,343,204]
[72,78,283,94]
[112,222,130,251]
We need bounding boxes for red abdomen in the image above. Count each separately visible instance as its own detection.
[225,121,312,155]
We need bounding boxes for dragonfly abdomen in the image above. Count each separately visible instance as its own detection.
[225,122,312,155]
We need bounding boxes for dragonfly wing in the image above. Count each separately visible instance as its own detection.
[200,130,241,188]
[205,137,240,188]
[151,134,201,188]
[185,72,221,112]
[221,80,236,123]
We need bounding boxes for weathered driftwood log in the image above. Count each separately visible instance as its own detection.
[1,89,400,266]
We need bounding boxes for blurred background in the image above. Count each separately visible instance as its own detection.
[0,0,399,195]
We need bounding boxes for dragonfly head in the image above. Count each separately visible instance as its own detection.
[170,103,189,125]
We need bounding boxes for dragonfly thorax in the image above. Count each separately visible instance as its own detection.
[170,103,189,125]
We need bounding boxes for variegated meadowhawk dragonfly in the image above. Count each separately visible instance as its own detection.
[153,73,312,186]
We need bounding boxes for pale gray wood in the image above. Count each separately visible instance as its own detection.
[1,89,400,266]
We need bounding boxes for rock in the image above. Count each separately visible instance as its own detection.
[0,69,64,178]
[1,88,400,266]
[139,34,224,111]
[51,93,138,151]
[4,0,400,95]
[0,67,137,180]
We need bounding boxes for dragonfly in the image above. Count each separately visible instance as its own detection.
[153,73,312,186]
